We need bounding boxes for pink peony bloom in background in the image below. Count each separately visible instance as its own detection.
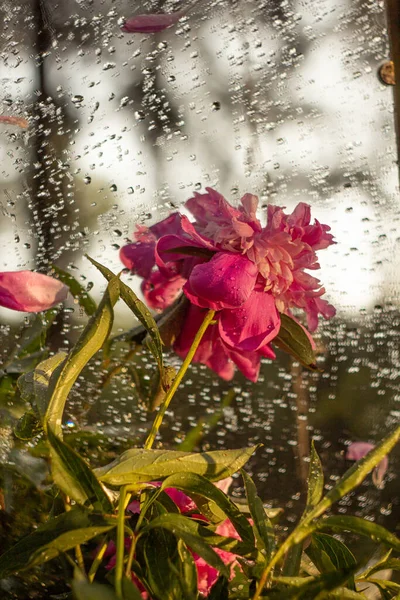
[120,187,335,381]
[346,442,389,489]
[0,271,68,313]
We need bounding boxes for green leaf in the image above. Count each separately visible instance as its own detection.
[258,426,400,591]
[316,516,400,552]
[283,441,324,576]
[176,539,198,600]
[94,446,258,486]
[14,410,43,440]
[156,295,189,348]
[178,389,235,452]
[241,470,274,559]
[0,507,117,578]
[45,276,120,436]
[158,472,255,546]
[271,566,359,599]
[274,314,318,370]
[305,441,324,513]
[72,581,118,600]
[141,529,183,600]
[360,557,400,578]
[18,352,67,418]
[208,575,229,600]
[86,256,164,383]
[14,309,57,358]
[52,265,97,317]
[140,513,230,579]
[363,579,400,598]
[122,577,145,600]
[163,246,215,258]
[47,427,113,512]
[307,533,357,590]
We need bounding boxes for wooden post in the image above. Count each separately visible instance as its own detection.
[385,1,400,182]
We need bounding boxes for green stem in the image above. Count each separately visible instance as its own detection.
[88,536,108,583]
[115,485,128,599]
[125,532,138,577]
[144,309,215,449]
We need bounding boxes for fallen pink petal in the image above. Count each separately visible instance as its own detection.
[121,11,186,34]
[346,442,389,489]
[0,115,28,128]
[0,271,68,313]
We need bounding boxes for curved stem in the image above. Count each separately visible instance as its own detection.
[115,486,128,599]
[144,309,215,449]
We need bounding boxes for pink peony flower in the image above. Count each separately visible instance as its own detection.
[120,188,335,381]
[346,442,389,489]
[0,271,68,312]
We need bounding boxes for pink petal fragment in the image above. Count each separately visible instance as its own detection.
[346,442,389,490]
[0,115,28,128]
[121,11,185,33]
[120,240,156,279]
[219,290,280,352]
[142,271,186,310]
[0,271,68,313]
[186,253,258,310]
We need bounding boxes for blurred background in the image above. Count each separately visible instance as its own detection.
[0,0,399,546]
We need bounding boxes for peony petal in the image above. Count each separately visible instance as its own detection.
[185,253,258,310]
[142,271,186,310]
[173,305,236,380]
[219,290,280,352]
[0,115,28,128]
[186,187,242,227]
[228,347,261,382]
[121,11,185,33]
[119,241,156,279]
[0,271,68,313]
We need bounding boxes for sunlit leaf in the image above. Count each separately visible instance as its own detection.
[283,441,323,576]
[52,265,97,316]
[271,565,359,599]
[360,557,400,579]
[241,469,274,559]
[274,314,318,370]
[0,507,117,578]
[18,352,67,418]
[94,446,258,486]
[315,515,400,551]
[44,276,120,436]
[47,427,113,512]
[305,441,324,512]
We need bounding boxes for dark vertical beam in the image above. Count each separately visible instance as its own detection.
[385,0,400,181]
[32,0,53,270]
